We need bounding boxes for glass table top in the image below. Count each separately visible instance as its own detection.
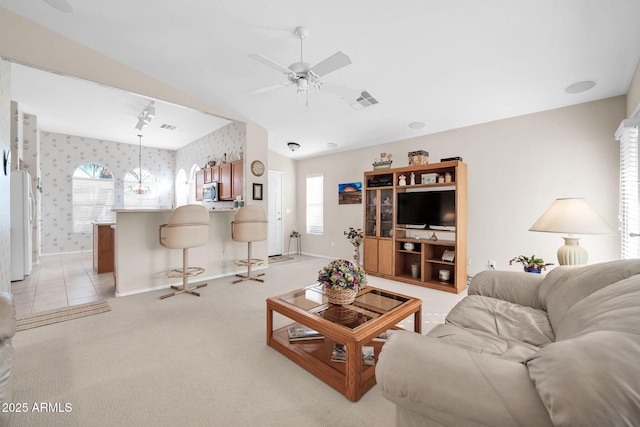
[278,285,411,330]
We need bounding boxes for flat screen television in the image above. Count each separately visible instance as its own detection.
[396,190,456,229]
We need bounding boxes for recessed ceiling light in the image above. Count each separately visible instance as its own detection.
[408,121,425,130]
[565,81,595,94]
[44,0,73,13]
[326,142,337,148]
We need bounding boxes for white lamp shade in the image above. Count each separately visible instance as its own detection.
[529,198,614,235]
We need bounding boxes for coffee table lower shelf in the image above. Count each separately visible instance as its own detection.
[269,324,384,401]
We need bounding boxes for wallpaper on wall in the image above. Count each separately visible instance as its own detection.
[39,132,176,255]
[175,121,246,178]
[0,60,11,293]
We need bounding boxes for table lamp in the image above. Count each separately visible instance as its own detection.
[529,198,615,265]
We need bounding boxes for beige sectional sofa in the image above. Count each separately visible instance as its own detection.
[0,292,15,427]
[376,260,640,427]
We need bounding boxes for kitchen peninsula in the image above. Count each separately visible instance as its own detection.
[112,208,263,296]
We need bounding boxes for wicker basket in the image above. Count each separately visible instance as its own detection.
[325,287,357,305]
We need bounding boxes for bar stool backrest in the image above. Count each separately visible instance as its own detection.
[161,205,209,249]
[231,205,268,242]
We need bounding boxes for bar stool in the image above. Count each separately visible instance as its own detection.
[158,204,209,299]
[231,205,268,284]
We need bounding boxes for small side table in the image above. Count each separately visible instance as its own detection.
[288,231,301,255]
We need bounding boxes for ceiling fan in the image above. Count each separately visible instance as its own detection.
[248,26,361,105]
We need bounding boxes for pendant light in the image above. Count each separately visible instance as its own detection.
[133,134,148,195]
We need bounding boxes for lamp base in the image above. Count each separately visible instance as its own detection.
[557,237,587,265]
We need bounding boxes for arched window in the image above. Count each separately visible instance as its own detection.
[175,169,187,207]
[72,163,115,233]
[124,168,158,208]
[188,164,200,204]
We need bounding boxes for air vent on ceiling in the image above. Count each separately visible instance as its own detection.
[160,124,178,131]
[351,90,379,110]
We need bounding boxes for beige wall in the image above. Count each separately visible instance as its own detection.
[627,58,640,116]
[296,96,625,275]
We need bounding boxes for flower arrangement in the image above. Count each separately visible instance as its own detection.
[344,227,363,247]
[509,255,553,272]
[318,259,368,292]
[344,227,364,264]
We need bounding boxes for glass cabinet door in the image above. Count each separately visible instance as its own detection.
[380,189,393,238]
[365,190,377,237]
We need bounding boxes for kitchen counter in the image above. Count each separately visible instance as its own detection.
[112,207,265,297]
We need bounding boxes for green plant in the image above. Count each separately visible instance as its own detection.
[509,255,553,271]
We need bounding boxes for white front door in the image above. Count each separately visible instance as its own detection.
[268,170,283,256]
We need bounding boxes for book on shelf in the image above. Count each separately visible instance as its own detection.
[287,325,324,342]
[331,343,375,366]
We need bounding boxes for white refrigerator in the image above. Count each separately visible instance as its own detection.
[10,170,34,281]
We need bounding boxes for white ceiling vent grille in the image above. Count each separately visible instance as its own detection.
[160,124,178,131]
[351,90,379,110]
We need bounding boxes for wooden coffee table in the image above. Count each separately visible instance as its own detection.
[266,285,422,401]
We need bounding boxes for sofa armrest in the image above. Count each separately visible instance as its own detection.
[469,270,544,309]
[376,330,552,427]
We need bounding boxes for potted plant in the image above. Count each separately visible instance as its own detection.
[318,259,368,304]
[509,255,553,273]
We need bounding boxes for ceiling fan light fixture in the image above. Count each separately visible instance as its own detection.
[296,78,308,93]
[408,121,426,130]
[287,142,301,152]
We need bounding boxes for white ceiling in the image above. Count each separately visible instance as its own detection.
[9,63,231,150]
[2,1,640,158]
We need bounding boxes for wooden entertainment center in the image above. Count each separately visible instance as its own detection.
[363,160,467,293]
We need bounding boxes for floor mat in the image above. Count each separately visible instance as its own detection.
[16,300,111,331]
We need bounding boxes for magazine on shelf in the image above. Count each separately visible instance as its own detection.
[373,331,390,342]
[331,344,375,366]
[287,325,324,342]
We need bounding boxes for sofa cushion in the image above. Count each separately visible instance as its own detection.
[429,323,543,362]
[554,273,640,340]
[527,275,640,426]
[538,260,640,332]
[447,295,554,345]
[527,330,640,427]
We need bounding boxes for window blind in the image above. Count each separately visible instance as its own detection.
[616,119,640,259]
[306,174,324,235]
[72,177,115,233]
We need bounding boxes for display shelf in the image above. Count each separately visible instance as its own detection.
[364,161,467,293]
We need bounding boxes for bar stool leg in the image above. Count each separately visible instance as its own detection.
[161,248,207,299]
[233,242,265,284]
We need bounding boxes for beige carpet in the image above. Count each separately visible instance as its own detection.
[10,255,465,427]
[16,300,111,332]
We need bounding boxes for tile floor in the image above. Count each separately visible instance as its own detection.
[10,252,115,317]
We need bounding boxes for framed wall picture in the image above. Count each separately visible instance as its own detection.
[338,182,362,205]
[253,183,263,200]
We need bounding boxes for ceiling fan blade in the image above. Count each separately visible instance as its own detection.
[319,82,361,100]
[310,52,352,77]
[246,82,291,95]
[249,54,294,75]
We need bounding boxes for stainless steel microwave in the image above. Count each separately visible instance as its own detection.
[203,182,219,201]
